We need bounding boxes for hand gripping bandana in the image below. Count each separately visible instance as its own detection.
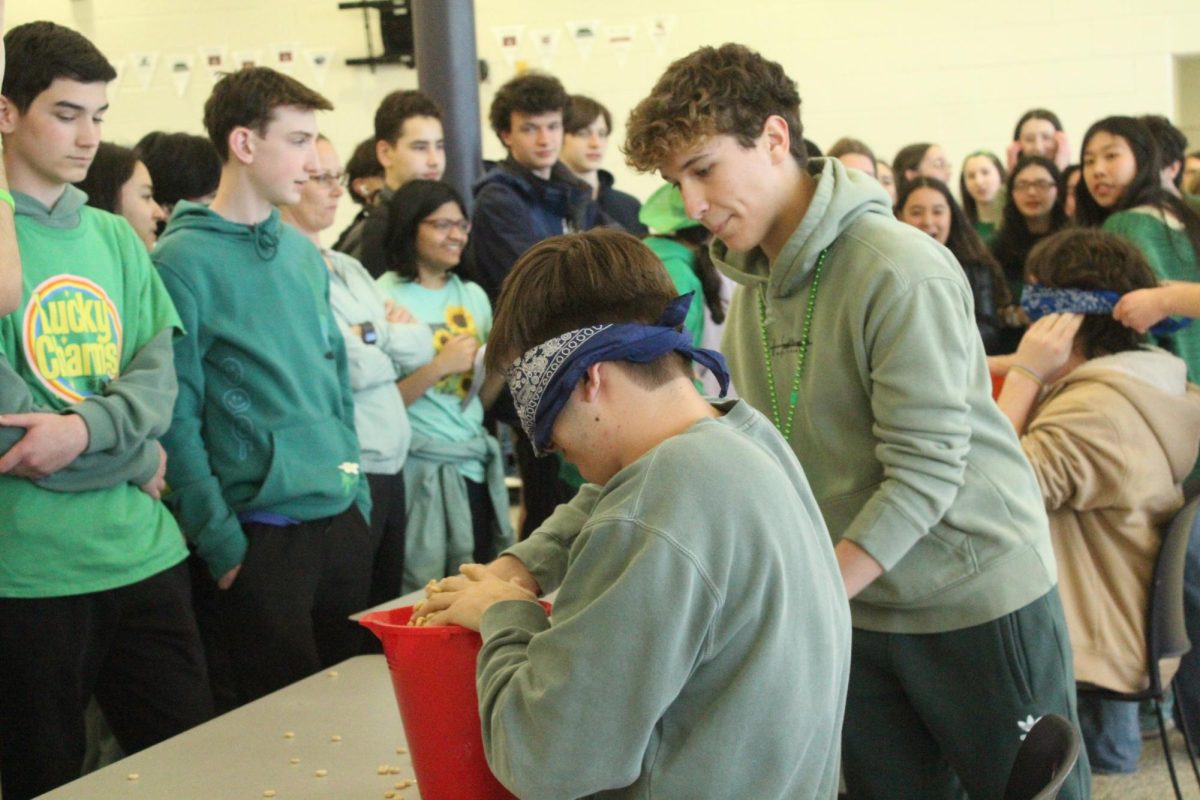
[506,293,731,456]
[1021,284,1193,337]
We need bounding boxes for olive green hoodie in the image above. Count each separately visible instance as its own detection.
[714,158,1057,633]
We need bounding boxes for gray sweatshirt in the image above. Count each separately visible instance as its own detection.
[489,400,851,799]
[325,249,433,475]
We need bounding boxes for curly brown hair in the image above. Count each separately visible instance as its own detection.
[488,72,568,139]
[623,44,805,173]
[203,67,332,161]
[1024,228,1156,359]
[486,229,687,387]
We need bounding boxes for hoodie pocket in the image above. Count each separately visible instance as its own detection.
[249,419,361,511]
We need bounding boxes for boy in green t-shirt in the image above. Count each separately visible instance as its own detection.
[0,21,211,800]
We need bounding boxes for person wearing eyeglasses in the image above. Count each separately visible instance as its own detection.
[989,156,1069,312]
[280,135,433,620]
[376,179,513,593]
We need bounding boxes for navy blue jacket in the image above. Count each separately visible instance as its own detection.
[463,159,609,301]
[596,169,647,236]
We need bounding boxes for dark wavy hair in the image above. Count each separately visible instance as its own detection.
[564,94,612,134]
[1139,114,1188,188]
[384,180,468,281]
[959,151,1007,228]
[488,72,568,139]
[2,22,116,113]
[74,142,138,213]
[990,156,1068,286]
[1075,116,1200,263]
[892,142,933,186]
[624,44,805,172]
[374,89,441,145]
[1025,228,1155,358]
[896,177,1011,308]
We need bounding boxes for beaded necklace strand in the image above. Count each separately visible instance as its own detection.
[757,247,828,440]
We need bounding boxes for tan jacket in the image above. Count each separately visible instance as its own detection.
[1022,348,1200,693]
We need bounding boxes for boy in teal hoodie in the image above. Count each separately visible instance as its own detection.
[0,22,211,800]
[154,67,372,705]
[615,45,1090,798]
[417,229,851,800]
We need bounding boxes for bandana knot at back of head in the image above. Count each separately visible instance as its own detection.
[506,292,730,456]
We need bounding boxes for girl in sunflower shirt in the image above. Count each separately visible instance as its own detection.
[377,180,512,592]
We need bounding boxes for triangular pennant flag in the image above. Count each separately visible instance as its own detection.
[129,51,159,92]
[565,19,601,62]
[272,42,299,74]
[305,48,334,89]
[199,46,228,83]
[606,24,637,68]
[167,54,194,98]
[232,50,262,71]
[644,15,676,56]
[493,25,524,68]
[529,28,561,70]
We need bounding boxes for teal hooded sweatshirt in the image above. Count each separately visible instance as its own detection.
[154,202,369,579]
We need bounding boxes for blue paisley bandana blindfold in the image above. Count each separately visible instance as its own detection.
[505,292,731,457]
[1021,284,1192,337]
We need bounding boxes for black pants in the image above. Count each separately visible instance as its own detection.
[465,477,499,564]
[217,505,372,705]
[187,549,240,714]
[0,561,213,800]
[366,471,407,609]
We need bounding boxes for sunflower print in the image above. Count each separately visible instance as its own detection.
[431,305,480,398]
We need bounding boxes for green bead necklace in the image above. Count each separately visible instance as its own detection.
[757,247,828,440]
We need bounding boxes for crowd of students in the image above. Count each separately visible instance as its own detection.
[4,12,1200,800]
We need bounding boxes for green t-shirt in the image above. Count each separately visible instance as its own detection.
[1104,209,1200,382]
[377,272,492,482]
[0,205,186,598]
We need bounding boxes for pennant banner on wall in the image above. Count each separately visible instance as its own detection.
[232,50,262,71]
[565,19,601,62]
[305,48,334,89]
[529,28,560,70]
[493,25,524,68]
[199,46,228,83]
[272,42,299,74]
[128,51,159,92]
[644,15,676,56]
[167,54,194,98]
[606,24,637,68]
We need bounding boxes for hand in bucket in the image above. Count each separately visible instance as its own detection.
[411,564,537,631]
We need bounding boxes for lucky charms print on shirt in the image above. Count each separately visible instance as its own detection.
[22,274,122,402]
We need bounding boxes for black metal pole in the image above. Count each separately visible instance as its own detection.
[411,0,483,213]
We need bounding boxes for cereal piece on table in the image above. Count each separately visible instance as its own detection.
[386,793,396,799]
[377,764,389,774]
[389,766,401,774]
[395,746,407,754]
[283,731,295,739]
[263,791,277,798]
[127,773,139,781]
[327,670,339,678]
[289,757,301,765]
[330,734,342,742]
[315,768,328,778]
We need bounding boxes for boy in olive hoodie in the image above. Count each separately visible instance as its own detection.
[0,22,211,800]
[154,67,372,705]
[417,229,850,800]
[615,44,1088,798]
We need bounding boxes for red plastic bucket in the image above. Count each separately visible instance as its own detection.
[360,605,524,800]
